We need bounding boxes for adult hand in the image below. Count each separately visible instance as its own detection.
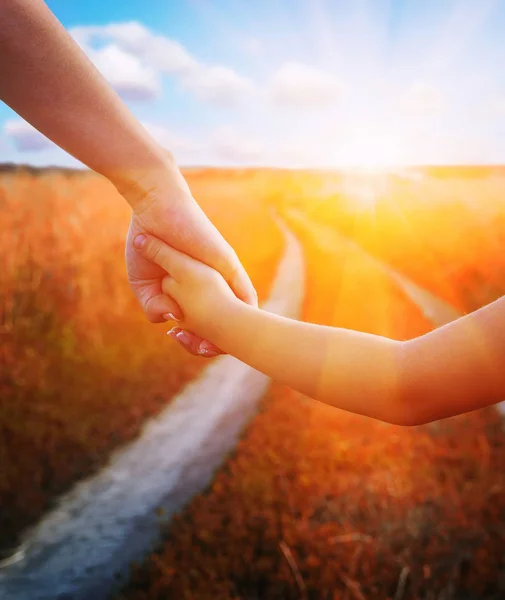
[123,161,257,357]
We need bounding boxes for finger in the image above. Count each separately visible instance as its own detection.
[173,329,223,356]
[144,291,182,323]
[136,208,257,307]
[167,328,201,355]
[194,225,257,307]
[168,329,223,358]
[197,339,223,356]
[224,257,258,307]
[133,233,198,281]
[174,329,205,356]
[161,274,183,306]
[126,227,183,322]
[198,240,257,307]
[128,270,183,322]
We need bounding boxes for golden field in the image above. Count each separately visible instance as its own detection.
[2,165,505,598]
[121,167,505,599]
[0,165,283,556]
[275,166,505,313]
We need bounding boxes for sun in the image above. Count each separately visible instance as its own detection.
[338,171,391,212]
[328,122,407,210]
[336,123,410,172]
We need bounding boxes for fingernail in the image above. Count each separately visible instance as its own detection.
[198,340,215,355]
[199,349,219,358]
[198,341,219,357]
[166,327,181,338]
[163,312,181,322]
[133,234,147,249]
[175,330,192,346]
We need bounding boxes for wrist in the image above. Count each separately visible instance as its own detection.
[111,149,188,213]
[200,296,245,350]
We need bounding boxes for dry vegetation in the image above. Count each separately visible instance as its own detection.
[123,387,505,600]
[120,167,505,600]
[282,208,432,339]
[0,165,282,556]
[3,165,505,598]
[274,166,505,313]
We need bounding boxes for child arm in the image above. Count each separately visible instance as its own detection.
[213,296,505,425]
[209,302,403,423]
[137,234,505,425]
[398,296,505,424]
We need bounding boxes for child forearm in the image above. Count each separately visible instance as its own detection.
[212,296,505,426]
[210,302,405,424]
[138,230,505,424]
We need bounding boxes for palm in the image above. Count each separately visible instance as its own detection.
[126,212,169,320]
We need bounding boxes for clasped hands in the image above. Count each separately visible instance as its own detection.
[123,165,257,357]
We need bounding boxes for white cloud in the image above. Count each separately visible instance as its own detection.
[70,21,253,106]
[143,36,200,76]
[181,66,255,106]
[269,62,344,108]
[71,22,199,76]
[90,44,160,102]
[399,82,444,116]
[211,127,263,162]
[3,119,54,152]
[142,122,199,158]
[79,22,151,49]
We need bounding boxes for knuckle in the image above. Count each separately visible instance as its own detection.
[146,240,163,265]
[226,259,241,285]
[161,275,174,295]
[200,266,221,287]
[143,301,166,323]
[218,250,237,279]
[148,240,160,260]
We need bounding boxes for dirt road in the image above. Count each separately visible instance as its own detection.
[1,214,495,600]
[0,222,305,600]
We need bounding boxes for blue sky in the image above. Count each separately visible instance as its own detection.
[1,0,505,168]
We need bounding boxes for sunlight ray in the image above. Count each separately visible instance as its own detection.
[419,0,499,77]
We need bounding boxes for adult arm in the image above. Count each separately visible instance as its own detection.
[0,0,167,195]
[0,0,257,355]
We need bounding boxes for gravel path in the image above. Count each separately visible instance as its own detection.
[0,222,305,600]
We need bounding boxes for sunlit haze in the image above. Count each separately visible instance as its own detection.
[1,0,505,169]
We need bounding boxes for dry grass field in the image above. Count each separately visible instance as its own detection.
[0,165,283,556]
[275,166,505,313]
[3,165,505,598]
[120,167,505,600]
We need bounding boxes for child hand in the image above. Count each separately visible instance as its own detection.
[133,233,238,340]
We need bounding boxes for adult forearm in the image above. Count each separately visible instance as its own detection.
[0,0,170,202]
[212,302,404,423]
